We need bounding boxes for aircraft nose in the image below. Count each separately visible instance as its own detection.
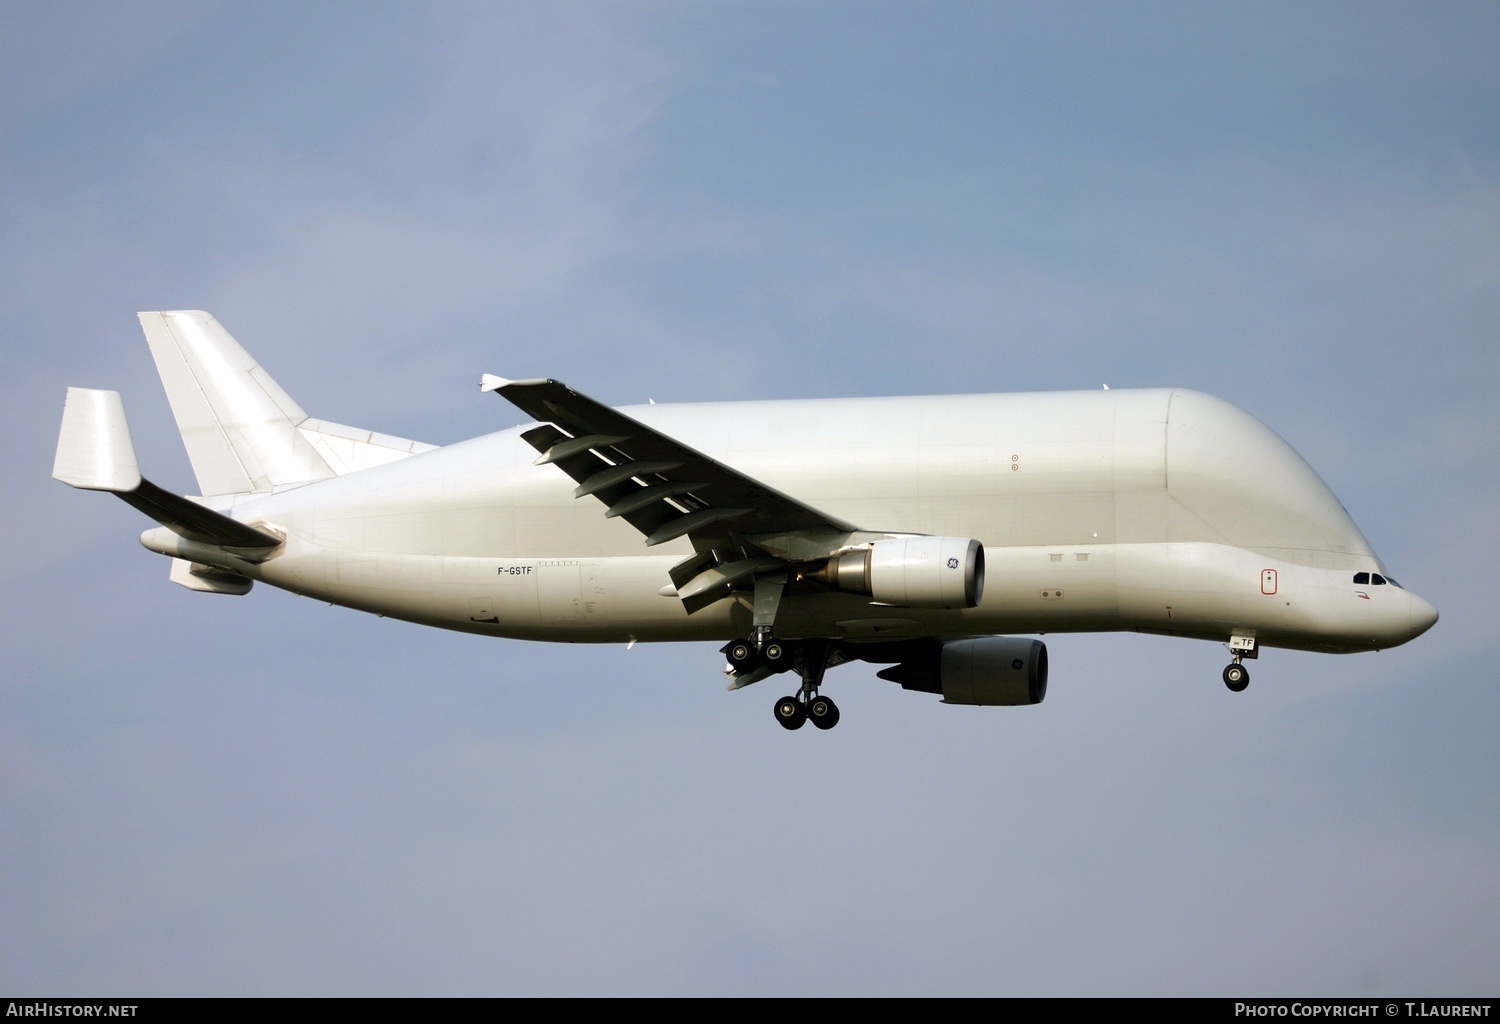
[1407,591,1439,640]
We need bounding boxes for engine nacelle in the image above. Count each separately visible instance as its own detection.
[876,636,1048,706]
[822,536,984,609]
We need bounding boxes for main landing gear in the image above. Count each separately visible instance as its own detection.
[773,638,839,731]
[733,573,839,730]
[727,633,791,674]
[726,632,840,730]
[776,691,840,731]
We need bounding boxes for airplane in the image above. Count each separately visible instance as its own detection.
[53,310,1439,730]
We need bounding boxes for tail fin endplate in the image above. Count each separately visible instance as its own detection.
[52,387,142,493]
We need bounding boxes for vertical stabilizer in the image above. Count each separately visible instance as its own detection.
[140,311,436,496]
[140,310,337,496]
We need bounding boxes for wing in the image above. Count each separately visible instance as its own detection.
[484,376,859,612]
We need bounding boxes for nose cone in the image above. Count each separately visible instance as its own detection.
[1407,591,1439,641]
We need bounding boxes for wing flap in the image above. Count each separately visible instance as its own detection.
[489,377,867,616]
[491,378,857,545]
[677,556,782,603]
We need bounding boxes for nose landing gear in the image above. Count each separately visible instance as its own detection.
[1222,634,1257,692]
[1222,662,1249,692]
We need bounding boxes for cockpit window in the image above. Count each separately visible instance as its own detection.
[1353,572,1370,584]
[1386,576,1401,588]
[1372,574,1386,585]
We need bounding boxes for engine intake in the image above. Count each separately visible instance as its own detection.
[876,636,1048,706]
[821,536,984,609]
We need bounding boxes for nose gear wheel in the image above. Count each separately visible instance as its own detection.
[1222,662,1249,691]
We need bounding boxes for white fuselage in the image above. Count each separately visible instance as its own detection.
[168,387,1436,655]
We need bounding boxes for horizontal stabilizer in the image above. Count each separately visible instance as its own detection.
[118,480,281,549]
[55,387,282,552]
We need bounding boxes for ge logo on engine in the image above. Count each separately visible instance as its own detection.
[947,557,959,569]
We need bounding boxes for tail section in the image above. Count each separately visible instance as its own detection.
[56,312,435,595]
[54,386,282,596]
[53,387,281,552]
[139,311,435,497]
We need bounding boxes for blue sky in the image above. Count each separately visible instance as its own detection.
[3,1,1498,995]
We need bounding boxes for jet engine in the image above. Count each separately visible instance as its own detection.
[876,636,1048,706]
[818,536,984,609]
